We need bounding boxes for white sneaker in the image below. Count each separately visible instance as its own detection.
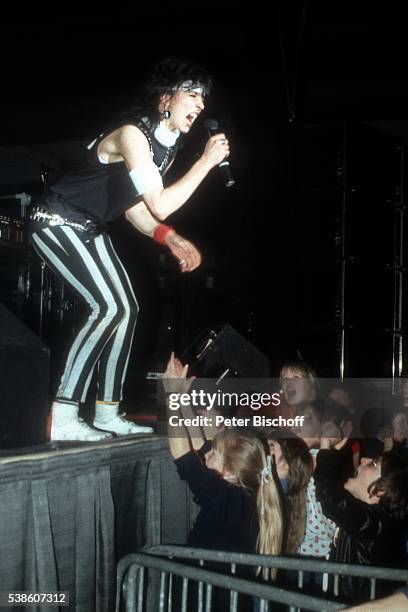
[93,414,153,435]
[51,417,113,442]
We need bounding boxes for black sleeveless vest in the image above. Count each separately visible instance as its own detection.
[45,118,178,225]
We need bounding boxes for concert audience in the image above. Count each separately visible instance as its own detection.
[162,353,408,609]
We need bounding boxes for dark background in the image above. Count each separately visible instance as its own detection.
[1,1,408,398]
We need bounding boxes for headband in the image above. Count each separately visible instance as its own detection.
[172,80,209,96]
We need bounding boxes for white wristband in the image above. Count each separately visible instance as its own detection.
[129,162,163,195]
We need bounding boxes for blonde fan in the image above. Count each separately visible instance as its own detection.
[213,429,284,579]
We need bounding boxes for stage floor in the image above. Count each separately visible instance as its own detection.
[0,424,167,460]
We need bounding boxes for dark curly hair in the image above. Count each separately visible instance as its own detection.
[127,57,212,124]
[368,451,408,521]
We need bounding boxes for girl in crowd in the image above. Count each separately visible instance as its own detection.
[279,361,321,418]
[245,360,321,423]
[289,401,338,592]
[163,353,284,610]
[163,353,284,562]
[267,434,313,554]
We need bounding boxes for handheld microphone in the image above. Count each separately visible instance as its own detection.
[203,118,235,188]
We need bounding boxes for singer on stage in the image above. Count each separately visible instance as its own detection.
[29,57,230,442]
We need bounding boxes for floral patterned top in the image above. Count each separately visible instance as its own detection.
[298,449,336,558]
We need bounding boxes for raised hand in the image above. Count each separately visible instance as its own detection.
[162,352,195,394]
[320,420,350,450]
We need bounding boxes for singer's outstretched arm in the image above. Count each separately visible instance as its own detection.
[98,124,230,220]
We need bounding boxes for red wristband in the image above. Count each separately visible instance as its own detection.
[153,224,174,245]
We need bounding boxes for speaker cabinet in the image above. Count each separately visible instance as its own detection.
[182,323,271,379]
[0,301,50,448]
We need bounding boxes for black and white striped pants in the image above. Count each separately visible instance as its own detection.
[31,225,138,403]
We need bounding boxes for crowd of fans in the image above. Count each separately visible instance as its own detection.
[164,355,408,610]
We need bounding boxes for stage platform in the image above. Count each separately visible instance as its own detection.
[0,434,194,612]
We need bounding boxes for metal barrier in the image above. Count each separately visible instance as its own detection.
[116,546,408,612]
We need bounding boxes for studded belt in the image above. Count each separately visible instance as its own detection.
[29,206,101,238]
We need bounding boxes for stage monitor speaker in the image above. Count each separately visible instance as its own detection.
[182,323,271,379]
[0,301,50,448]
